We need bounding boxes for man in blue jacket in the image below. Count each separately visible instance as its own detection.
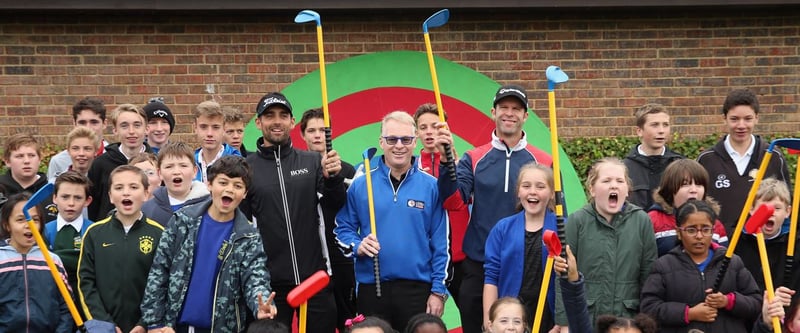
[335,111,450,331]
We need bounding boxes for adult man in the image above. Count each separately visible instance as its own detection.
[335,111,450,331]
[241,92,344,333]
[697,89,791,234]
[623,103,684,210]
[298,108,357,333]
[143,97,175,155]
[48,97,110,182]
[436,84,552,333]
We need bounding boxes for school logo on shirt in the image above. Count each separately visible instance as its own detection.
[407,199,425,210]
[714,174,731,189]
[139,235,154,254]
[46,203,59,215]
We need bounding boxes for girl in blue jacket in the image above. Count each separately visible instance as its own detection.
[483,163,559,333]
[0,192,73,333]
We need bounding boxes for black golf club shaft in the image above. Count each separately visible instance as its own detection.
[374,256,382,297]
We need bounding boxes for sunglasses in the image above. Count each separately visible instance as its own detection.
[382,136,415,146]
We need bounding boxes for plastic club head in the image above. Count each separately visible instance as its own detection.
[362,147,377,160]
[745,203,775,234]
[23,183,52,221]
[546,66,569,90]
[423,9,449,33]
[769,138,800,153]
[294,10,321,26]
[287,270,330,308]
[543,230,562,258]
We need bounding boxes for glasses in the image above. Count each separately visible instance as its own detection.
[382,136,415,146]
[679,226,713,236]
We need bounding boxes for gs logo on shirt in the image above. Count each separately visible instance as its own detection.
[139,235,154,254]
[715,174,731,189]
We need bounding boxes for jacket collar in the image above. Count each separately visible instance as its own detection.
[181,199,256,239]
[256,137,293,159]
[491,130,528,152]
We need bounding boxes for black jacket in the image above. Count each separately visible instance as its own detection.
[323,161,355,265]
[697,136,791,234]
[736,230,800,292]
[623,144,683,210]
[87,143,153,221]
[641,245,762,333]
[0,171,57,221]
[241,138,346,286]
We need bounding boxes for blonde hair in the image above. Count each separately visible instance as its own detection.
[755,177,791,206]
[380,111,416,136]
[515,163,555,211]
[193,100,224,120]
[585,157,632,201]
[109,103,146,128]
[66,126,100,149]
[222,106,249,125]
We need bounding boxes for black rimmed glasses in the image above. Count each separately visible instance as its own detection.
[382,136,415,146]
[678,226,713,236]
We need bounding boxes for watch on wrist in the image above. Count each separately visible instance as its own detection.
[432,292,448,302]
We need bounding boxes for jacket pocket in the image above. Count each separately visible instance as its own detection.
[622,299,640,315]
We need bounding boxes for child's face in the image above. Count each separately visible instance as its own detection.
[415,113,439,152]
[351,328,385,333]
[590,163,629,221]
[159,155,197,197]
[301,117,327,153]
[413,323,447,333]
[109,170,149,219]
[195,115,225,151]
[53,182,91,221]
[677,212,714,260]
[224,121,246,150]
[488,303,525,333]
[636,112,670,152]
[113,111,147,151]
[673,178,705,208]
[724,105,758,146]
[147,118,171,146]
[133,161,161,196]
[75,109,106,140]
[517,168,552,217]
[207,174,247,220]
[609,328,642,333]
[788,308,800,333]
[4,201,41,254]
[68,137,97,174]
[3,144,41,180]
[753,197,791,238]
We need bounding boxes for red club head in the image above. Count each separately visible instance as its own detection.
[543,230,562,258]
[788,148,800,155]
[745,203,775,234]
[287,270,330,308]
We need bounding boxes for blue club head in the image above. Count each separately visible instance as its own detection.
[362,147,378,161]
[23,183,53,221]
[769,138,800,152]
[295,10,321,26]
[423,9,449,33]
[546,66,569,84]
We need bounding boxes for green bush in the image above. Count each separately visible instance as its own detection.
[563,133,800,185]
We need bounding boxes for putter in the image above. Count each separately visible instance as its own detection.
[745,204,781,333]
[362,147,381,297]
[422,9,457,181]
[785,146,800,285]
[545,65,570,267]
[713,199,774,292]
[532,230,561,333]
[287,270,330,333]
[295,9,333,152]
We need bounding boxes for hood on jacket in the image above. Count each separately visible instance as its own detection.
[0,171,49,193]
[650,192,722,216]
[624,145,683,171]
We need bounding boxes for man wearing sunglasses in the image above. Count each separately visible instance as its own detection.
[335,111,450,330]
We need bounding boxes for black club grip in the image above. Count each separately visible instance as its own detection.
[443,143,457,181]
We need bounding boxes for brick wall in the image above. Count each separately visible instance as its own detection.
[1,7,799,147]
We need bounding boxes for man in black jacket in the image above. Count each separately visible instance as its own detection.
[241,92,345,332]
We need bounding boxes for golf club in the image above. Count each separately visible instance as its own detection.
[745,203,781,333]
[784,144,800,286]
[422,8,456,181]
[287,270,330,333]
[545,65,570,267]
[713,199,773,292]
[532,230,561,333]
[362,147,381,297]
[295,9,333,152]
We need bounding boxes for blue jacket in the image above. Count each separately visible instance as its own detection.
[335,156,450,295]
[194,144,242,182]
[484,210,558,315]
[141,182,210,227]
[0,242,73,333]
[45,217,94,245]
[438,131,552,262]
[140,199,273,332]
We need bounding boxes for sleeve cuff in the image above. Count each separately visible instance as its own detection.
[684,305,690,324]
[724,293,736,311]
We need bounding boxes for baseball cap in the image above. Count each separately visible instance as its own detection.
[493,84,529,110]
[256,92,292,116]
[142,97,175,134]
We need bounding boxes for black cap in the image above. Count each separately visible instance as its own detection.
[256,92,292,116]
[493,84,529,110]
[142,97,175,134]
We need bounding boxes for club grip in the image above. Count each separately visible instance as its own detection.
[325,127,333,153]
[555,191,567,277]
[373,256,382,298]
[786,256,794,286]
[712,256,731,293]
[443,143,457,181]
